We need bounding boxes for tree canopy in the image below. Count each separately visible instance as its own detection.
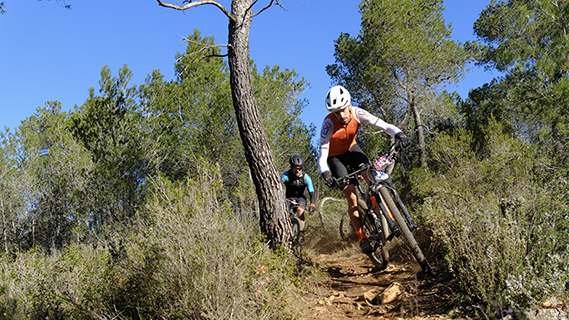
[468,0,569,166]
[327,0,469,167]
[0,30,313,254]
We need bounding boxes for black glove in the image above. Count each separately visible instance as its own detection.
[322,171,339,188]
[308,204,316,212]
[396,132,411,149]
[325,177,338,188]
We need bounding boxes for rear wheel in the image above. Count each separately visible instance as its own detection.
[340,212,357,242]
[378,187,431,274]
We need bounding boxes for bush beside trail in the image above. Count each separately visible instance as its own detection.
[0,166,309,320]
[411,123,569,314]
[1,125,567,319]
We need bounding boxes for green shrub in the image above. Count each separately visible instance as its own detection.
[115,166,304,319]
[0,244,111,319]
[412,122,569,310]
[0,163,307,319]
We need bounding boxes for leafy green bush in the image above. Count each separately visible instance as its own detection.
[0,163,307,319]
[0,244,112,319]
[412,122,569,310]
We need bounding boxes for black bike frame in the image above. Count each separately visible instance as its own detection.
[338,145,417,240]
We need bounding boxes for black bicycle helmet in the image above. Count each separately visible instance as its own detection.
[289,155,304,167]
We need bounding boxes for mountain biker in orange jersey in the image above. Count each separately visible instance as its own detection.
[318,85,410,254]
[281,155,316,231]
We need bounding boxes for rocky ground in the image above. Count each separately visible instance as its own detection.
[300,249,462,319]
[297,236,567,320]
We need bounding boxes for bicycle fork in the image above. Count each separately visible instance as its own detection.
[365,205,385,244]
[369,190,401,239]
[382,181,418,231]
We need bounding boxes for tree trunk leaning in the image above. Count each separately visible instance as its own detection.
[227,0,291,247]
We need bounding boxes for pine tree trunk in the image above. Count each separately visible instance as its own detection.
[227,0,291,247]
[410,95,428,168]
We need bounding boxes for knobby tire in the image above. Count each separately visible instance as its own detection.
[344,199,388,271]
[378,187,431,274]
[290,217,302,257]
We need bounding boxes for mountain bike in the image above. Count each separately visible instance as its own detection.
[338,144,431,274]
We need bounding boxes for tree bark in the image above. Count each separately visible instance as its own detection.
[227,0,291,247]
[410,95,428,168]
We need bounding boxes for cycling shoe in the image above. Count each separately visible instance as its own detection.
[360,238,373,254]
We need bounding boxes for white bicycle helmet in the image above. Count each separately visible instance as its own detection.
[325,85,351,112]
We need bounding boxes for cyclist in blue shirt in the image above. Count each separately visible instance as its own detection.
[280,155,316,231]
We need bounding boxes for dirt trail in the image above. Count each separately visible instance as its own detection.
[300,241,463,319]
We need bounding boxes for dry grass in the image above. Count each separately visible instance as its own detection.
[0,166,314,319]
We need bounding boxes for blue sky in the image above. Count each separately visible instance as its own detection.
[1,0,497,134]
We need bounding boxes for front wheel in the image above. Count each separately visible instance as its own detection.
[378,186,431,274]
[290,217,302,257]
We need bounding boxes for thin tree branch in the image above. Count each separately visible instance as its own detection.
[181,37,232,51]
[252,0,275,17]
[156,0,236,22]
[318,196,347,228]
[38,0,72,9]
[369,89,388,118]
[176,38,231,76]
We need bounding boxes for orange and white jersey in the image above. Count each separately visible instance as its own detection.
[318,106,401,174]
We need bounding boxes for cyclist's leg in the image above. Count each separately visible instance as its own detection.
[335,146,374,253]
[344,144,375,193]
[295,197,307,229]
[341,184,363,231]
[341,146,375,232]
[329,156,358,224]
[341,184,373,254]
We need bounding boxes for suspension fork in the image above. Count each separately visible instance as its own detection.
[384,179,417,231]
[355,182,384,241]
[370,190,400,238]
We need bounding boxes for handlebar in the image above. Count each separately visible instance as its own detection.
[337,143,400,186]
[286,199,325,228]
[286,199,312,211]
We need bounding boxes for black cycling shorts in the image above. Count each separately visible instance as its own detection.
[286,197,306,212]
[327,144,370,188]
